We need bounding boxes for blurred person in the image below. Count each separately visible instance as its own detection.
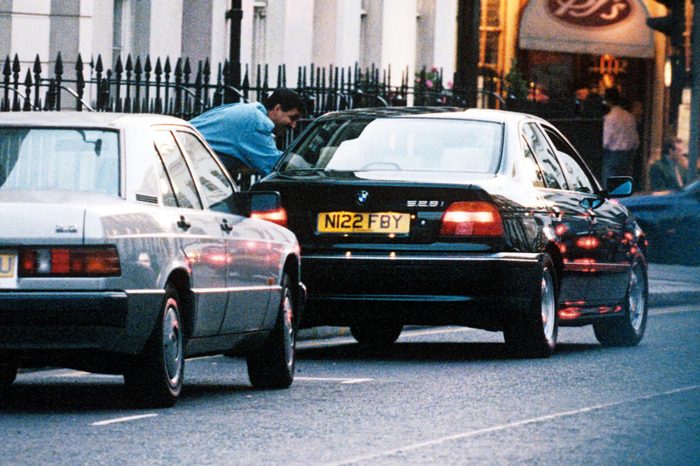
[649,137,687,191]
[601,87,639,184]
[190,88,304,179]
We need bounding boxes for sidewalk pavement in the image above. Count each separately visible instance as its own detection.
[298,263,700,341]
[647,263,700,307]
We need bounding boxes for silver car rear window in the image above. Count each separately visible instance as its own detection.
[0,128,120,195]
[281,118,503,173]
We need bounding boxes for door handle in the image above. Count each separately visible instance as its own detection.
[220,219,233,233]
[587,209,597,224]
[177,215,191,230]
[550,206,562,221]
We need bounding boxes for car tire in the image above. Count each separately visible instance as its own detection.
[504,254,558,358]
[594,259,648,347]
[350,322,403,348]
[247,273,296,389]
[0,364,18,390]
[124,284,185,408]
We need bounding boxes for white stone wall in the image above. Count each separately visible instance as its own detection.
[0,0,459,92]
[380,0,417,86]
[148,0,183,62]
[6,0,52,67]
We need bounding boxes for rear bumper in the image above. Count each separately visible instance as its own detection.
[0,290,163,354]
[301,252,543,329]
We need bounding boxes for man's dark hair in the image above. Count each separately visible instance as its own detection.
[604,87,620,105]
[263,88,304,113]
[662,137,680,156]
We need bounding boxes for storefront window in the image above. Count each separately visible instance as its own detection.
[480,0,503,71]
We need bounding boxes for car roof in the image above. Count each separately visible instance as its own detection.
[0,111,189,129]
[318,106,544,125]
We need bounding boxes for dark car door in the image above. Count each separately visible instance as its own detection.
[540,124,630,305]
[520,122,594,304]
[174,130,273,334]
[153,129,229,337]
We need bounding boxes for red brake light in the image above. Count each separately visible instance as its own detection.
[439,201,504,237]
[251,207,288,227]
[575,236,600,250]
[19,246,121,277]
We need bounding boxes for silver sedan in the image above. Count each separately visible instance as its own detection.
[0,112,305,407]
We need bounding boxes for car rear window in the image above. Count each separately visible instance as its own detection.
[0,127,120,195]
[280,117,503,173]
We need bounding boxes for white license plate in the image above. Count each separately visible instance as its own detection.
[0,252,18,289]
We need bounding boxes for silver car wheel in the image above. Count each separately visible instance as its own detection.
[541,269,556,342]
[627,263,646,333]
[282,288,295,370]
[162,298,183,388]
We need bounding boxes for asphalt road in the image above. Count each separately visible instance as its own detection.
[1,301,698,465]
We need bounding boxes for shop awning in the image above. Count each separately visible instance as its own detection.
[519,0,655,58]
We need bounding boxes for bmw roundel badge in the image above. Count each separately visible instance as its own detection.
[356,190,369,205]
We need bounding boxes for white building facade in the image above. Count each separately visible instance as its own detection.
[0,0,457,88]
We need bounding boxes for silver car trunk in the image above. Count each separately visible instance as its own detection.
[0,192,91,244]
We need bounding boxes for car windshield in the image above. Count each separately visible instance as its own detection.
[0,127,120,195]
[280,117,503,173]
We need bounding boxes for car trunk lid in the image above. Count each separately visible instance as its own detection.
[255,171,504,249]
[0,191,90,244]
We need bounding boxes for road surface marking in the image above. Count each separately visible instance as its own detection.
[329,384,700,465]
[652,305,698,316]
[298,327,475,349]
[400,327,477,338]
[297,337,356,348]
[91,414,158,426]
[56,370,120,378]
[296,376,373,384]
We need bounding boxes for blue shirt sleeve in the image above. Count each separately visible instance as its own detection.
[190,102,281,175]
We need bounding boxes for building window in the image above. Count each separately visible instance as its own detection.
[112,0,132,62]
[479,0,503,72]
[252,0,267,82]
[359,1,368,69]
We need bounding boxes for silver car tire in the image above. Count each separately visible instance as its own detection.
[247,273,296,389]
[124,284,185,407]
[504,254,558,358]
[594,259,648,347]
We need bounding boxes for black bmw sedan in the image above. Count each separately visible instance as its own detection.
[252,107,648,357]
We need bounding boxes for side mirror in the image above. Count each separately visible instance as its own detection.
[605,176,633,198]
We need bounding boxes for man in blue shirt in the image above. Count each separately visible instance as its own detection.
[190,88,304,178]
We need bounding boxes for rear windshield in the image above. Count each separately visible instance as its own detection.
[280,117,503,173]
[0,128,120,195]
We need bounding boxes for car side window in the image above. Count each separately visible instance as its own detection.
[520,135,546,188]
[175,130,238,213]
[521,123,568,190]
[153,130,202,209]
[153,151,178,207]
[542,127,596,194]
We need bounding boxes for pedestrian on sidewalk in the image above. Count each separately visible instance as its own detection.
[601,87,639,185]
[649,137,688,191]
[190,88,304,187]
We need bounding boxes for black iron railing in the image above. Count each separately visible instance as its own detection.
[2,53,526,119]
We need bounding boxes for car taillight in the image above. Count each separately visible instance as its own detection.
[19,246,121,277]
[251,207,288,228]
[439,201,504,237]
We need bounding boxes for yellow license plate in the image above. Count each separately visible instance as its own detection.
[317,212,410,234]
[0,253,17,278]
